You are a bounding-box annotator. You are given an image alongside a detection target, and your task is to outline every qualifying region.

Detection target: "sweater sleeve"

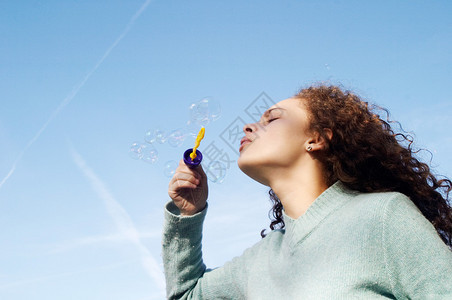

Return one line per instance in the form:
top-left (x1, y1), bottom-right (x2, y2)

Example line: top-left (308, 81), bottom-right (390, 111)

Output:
top-left (162, 201), bottom-right (253, 299)
top-left (382, 193), bottom-right (452, 300)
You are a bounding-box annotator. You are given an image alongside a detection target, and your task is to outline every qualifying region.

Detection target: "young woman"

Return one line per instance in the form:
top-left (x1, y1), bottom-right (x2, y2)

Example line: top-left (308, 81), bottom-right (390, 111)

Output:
top-left (164, 85), bottom-right (452, 299)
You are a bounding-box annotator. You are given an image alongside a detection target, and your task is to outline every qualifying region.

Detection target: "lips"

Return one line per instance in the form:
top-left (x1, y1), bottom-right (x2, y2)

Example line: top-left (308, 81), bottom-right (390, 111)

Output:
top-left (239, 137), bottom-right (252, 152)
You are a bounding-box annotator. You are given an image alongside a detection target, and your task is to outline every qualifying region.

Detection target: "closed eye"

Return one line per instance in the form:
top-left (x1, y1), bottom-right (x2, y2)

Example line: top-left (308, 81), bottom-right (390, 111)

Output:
top-left (267, 118), bottom-right (278, 124)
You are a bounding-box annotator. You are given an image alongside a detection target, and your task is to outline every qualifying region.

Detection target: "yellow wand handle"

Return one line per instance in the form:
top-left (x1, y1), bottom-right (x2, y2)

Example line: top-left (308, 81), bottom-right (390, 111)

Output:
top-left (190, 127), bottom-right (205, 161)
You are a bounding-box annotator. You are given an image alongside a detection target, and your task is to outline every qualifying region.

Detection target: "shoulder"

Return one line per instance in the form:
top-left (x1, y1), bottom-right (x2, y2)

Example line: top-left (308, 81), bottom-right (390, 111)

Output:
top-left (344, 188), bottom-right (421, 220)
top-left (356, 190), bottom-right (430, 230)
top-left (366, 192), bottom-right (452, 297)
top-left (332, 181), bottom-right (417, 215)
top-left (351, 188), bottom-right (412, 206)
top-left (336, 188), bottom-right (436, 240)
top-left (347, 189), bottom-right (446, 251)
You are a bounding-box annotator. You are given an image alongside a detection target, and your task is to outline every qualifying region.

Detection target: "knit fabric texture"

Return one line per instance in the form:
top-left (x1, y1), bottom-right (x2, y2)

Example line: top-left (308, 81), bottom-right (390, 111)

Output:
top-left (162, 181), bottom-right (452, 299)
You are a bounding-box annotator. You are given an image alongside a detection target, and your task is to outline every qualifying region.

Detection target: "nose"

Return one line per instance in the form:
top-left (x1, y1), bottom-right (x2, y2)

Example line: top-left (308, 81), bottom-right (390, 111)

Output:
top-left (243, 123), bottom-right (257, 133)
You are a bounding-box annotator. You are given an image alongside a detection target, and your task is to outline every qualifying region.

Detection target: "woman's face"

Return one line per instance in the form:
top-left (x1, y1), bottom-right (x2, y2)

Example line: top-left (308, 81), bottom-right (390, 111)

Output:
top-left (237, 97), bottom-right (313, 186)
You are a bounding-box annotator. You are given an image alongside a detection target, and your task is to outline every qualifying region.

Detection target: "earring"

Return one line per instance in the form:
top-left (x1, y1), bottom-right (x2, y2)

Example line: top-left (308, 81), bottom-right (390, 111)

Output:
top-left (307, 146), bottom-right (312, 152)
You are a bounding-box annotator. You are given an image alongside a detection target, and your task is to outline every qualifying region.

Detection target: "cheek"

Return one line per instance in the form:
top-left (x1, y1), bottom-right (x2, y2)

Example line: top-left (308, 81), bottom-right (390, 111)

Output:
top-left (238, 130), bottom-right (299, 165)
top-left (262, 127), bottom-right (308, 163)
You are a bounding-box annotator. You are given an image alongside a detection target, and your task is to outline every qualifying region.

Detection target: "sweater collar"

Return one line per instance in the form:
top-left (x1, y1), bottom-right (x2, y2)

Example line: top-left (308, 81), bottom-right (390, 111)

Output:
top-left (282, 181), bottom-right (356, 248)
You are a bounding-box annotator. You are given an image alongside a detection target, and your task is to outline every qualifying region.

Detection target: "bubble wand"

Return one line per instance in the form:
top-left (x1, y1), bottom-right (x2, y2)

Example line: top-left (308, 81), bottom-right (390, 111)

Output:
top-left (183, 127), bottom-right (205, 168)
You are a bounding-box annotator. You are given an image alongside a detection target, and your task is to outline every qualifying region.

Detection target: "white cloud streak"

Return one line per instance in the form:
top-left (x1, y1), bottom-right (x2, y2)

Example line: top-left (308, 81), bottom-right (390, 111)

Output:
top-left (70, 146), bottom-right (165, 293)
top-left (0, 0), bottom-right (154, 191)
top-left (48, 231), bottom-right (160, 254)
top-left (0, 259), bottom-right (133, 290)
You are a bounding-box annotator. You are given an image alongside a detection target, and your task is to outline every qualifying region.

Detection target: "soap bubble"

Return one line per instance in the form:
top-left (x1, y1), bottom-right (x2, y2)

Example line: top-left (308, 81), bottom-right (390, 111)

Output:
top-left (131, 97), bottom-right (223, 170)
top-left (144, 130), bottom-right (156, 144)
top-left (164, 160), bottom-right (178, 177)
top-left (184, 120), bottom-right (204, 138)
top-left (155, 130), bottom-right (167, 144)
top-left (205, 160), bottom-right (226, 183)
top-left (145, 129), bottom-right (167, 144)
top-left (140, 143), bottom-right (158, 164)
top-left (189, 97), bottom-right (221, 126)
top-left (129, 142), bottom-right (158, 163)
top-left (129, 142), bottom-right (144, 160)
top-left (205, 97), bottom-right (221, 121)
top-left (189, 99), bottom-right (209, 125)
top-left (167, 128), bottom-right (186, 148)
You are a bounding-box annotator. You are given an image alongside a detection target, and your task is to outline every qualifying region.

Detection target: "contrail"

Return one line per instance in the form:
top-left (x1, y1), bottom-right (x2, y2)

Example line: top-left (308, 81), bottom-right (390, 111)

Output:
top-left (0, 0), bottom-right (153, 191)
top-left (0, 259), bottom-right (133, 290)
top-left (48, 230), bottom-right (160, 254)
top-left (70, 145), bottom-right (166, 293)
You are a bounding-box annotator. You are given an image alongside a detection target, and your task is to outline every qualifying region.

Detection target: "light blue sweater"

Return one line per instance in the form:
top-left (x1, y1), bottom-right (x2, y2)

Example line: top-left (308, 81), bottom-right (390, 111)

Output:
top-left (162, 181), bottom-right (452, 299)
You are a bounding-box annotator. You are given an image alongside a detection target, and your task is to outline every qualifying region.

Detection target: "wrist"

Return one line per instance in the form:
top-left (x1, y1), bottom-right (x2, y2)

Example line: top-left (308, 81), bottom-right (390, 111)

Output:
top-left (180, 204), bottom-right (207, 216)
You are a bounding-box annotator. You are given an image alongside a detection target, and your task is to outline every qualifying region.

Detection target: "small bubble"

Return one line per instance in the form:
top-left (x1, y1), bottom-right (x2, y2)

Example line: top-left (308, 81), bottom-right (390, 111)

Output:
top-left (155, 130), bottom-right (167, 144)
top-left (144, 130), bottom-right (156, 144)
top-left (168, 128), bottom-right (186, 148)
top-left (188, 97), bottom-right (221, 126)
top-left (203, 97), bottom-right (221, 121)
top-left (145, 129), bottom-right (167, 144)
top-left (164, 160), bottom-right (178, 177)
top-left (184, 120), bottom-right (203, 138)
top-left (325, 63), bottom-right (330, 70)
top-left (189, 102), bottom-right (209, 126)
top-left (129, 142), bottom-right (143, 160)
top-left (206, 160), bottom-right (226, 183)
top-left (140, 144), bottom-right (158, 164)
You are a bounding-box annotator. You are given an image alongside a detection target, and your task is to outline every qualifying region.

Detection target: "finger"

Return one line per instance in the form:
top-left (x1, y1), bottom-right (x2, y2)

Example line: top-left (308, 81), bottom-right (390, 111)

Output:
top-left (170, 179), bottom-right (198, 190)
top-left (177, 159), bottom-right (193, 171)
top-left (173, 172), bottom-right (200, 185)
top-left (173, 176), bottom-right (200, 187)
top-left (169, 179), bottom-right (199, 192)
top-left (172, 172), bottom-right (200, 185)
top-left (173, 168), bottom-right (201, 182)
top-left (176, 169), bottom-right (201, 179)
top-left (169, 167), bottom-right (200, 182)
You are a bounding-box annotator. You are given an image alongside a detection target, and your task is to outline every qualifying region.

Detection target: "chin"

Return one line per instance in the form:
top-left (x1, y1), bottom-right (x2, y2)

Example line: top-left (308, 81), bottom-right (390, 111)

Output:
top-left (237, 157), bottom-right (270, 186)
top-left (237, 152), bottom-right (254, 173)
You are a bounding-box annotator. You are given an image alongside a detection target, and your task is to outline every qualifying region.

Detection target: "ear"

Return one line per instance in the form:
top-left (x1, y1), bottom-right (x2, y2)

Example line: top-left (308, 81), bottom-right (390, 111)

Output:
top-left (306, 128), bottom-right (332, 152)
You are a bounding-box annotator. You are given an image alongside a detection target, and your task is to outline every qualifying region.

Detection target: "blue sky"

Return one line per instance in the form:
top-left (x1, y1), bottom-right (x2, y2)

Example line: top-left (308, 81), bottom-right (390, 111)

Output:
top-left (1, 1), bottom-right (451, 299)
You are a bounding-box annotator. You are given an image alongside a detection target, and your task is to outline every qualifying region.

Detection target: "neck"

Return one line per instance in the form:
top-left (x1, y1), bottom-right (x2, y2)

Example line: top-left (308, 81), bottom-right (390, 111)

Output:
top-left (269, 161), bottom-right (328, 219)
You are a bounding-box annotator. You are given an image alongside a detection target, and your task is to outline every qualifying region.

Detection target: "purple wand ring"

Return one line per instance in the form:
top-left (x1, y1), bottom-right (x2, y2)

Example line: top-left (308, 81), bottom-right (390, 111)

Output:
top-left (183, 148), bottom-right (203, 169)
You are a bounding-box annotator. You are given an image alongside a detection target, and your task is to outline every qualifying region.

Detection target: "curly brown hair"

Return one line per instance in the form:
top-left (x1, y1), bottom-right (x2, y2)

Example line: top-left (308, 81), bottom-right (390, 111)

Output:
top-left (261, 84), bottom-right (452, 250)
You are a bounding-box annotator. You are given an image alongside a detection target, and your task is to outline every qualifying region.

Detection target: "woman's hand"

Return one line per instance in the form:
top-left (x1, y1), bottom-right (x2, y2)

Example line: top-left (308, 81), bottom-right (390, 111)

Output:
top-left (168, 159), bottom-right (208, 216)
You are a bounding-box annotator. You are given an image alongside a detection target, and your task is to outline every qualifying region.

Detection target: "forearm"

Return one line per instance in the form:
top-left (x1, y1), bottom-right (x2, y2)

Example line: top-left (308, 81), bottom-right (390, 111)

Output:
top-left (162, 201), bottom-right (208, 299)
